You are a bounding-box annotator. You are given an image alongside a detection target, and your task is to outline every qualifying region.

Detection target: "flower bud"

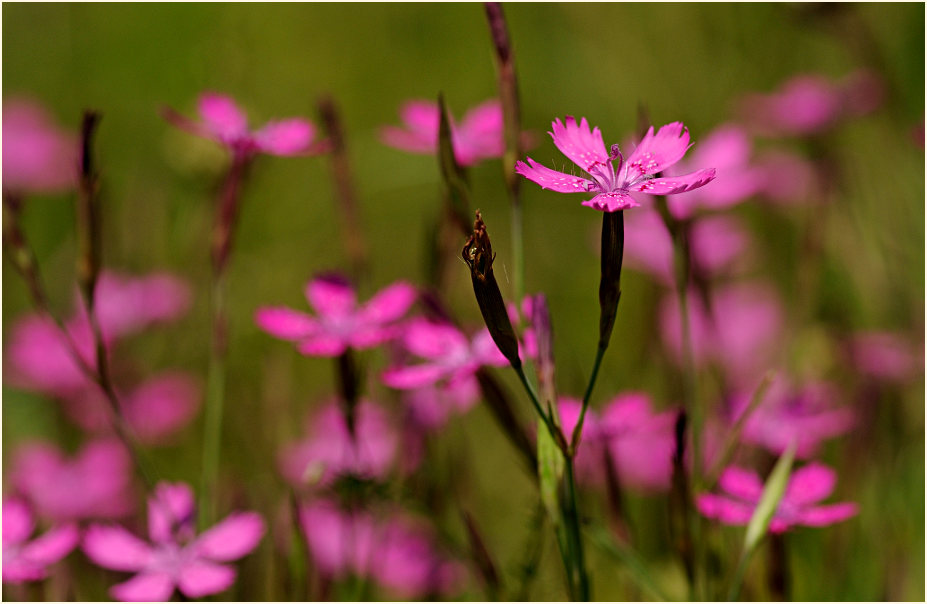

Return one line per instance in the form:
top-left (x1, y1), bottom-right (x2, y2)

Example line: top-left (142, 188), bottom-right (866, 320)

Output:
top-left (598, 210), bottom-right (624, 350)
top-left (462, 210), bottom-right (521, 368)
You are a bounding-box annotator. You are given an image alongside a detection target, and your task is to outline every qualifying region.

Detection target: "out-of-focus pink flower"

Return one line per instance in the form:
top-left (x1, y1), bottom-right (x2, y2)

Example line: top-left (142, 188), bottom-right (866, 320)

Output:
top-left (738, 70), bottom-right (884, 137)
top-left (624, 208), bottom-right (750, 285)
top-left (848, 331), bottom-right (924, 383)
top-left (516, 117), bottom-right (716, 212)
top-left (731, 380), bottom-right (854, 458)
top-left (381, 318), bottom-right (508, 392)
top-left (61, 372), bottom-right (202, 445)
top-left (599, 393), bottom-right (677, 493)
top-left (557, 398), bottom-right (606, 484)
top-left (403, 379), bottom-right (481, 432)
top-left (754, 149), bottom-right (818, 204)
top-left (299, 499), bottom-right (461, 599)
top-left (5, 271), bottom-right (192, 398)
top-left (82, 482), bottom-right (264, 602)
top-left (10, 439), bottom-right (134, 523)
top-left (168, 92), bottom-right (319, 157)
top-left (279, 400), bottom-right (400, 488)
top-left (697, 463), bottom-right (858, 532)
top-left (256, 276), bottom-right (416, 357)
top-left (662, 124), bottom-right (766, 219)
top-left (380, 99), bottom-right (504, 166)
top-left (659, 282), bottom-right (785, 383)
top-left (2, 98), bottom-right (77, 194)
top-left (2, 499), bottom-right (78, 584)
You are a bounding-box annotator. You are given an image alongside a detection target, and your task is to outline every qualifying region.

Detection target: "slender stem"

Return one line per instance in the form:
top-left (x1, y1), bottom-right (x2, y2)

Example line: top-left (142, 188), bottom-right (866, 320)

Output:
top-left (726, 551), bottom-right (750, 602)
top-left (564, 458), bottom-right (591, 601)
top-left (570, 345), bottom-right (606, 452)
top-left (200, 150), bottom-right (249, 527)
top-left (513, 364), bottom-right (566, 455)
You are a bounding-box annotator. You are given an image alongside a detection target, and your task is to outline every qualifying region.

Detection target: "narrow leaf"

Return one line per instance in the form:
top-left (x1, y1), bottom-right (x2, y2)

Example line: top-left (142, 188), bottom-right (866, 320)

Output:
top-left (744, 441), bottom-right (797, 553)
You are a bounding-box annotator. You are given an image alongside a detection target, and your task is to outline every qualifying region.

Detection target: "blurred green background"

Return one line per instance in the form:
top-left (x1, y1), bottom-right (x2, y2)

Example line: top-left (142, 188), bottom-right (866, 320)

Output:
top-left (3, 3), bottom-right (924, 601)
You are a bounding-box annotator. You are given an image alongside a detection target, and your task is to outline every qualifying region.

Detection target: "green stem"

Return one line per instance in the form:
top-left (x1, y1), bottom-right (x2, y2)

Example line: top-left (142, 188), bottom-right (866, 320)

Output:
top-left (200, 272), bottom-right (228, 527)
top-left (570, 345), bottom-right (606, 451)
top-left (564, 458), bottom-right (591, 601)
top-left (513, 365), bottom-right (565, 454)
top-left (726, 552), bottom-right (750, 602)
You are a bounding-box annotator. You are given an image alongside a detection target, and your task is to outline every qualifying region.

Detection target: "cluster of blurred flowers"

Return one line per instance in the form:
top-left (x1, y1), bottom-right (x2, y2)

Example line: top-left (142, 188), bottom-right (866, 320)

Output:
top-left (2, 64), bottom-right (922, 600)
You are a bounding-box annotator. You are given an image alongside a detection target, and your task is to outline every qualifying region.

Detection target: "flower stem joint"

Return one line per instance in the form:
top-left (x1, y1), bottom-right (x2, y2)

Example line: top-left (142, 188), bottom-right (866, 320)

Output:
top-left (463, 211), bottom-right (521, 369)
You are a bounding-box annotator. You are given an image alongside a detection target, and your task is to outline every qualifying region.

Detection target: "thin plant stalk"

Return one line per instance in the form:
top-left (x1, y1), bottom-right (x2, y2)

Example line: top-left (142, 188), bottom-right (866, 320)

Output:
top-left (200, 148), bottom-right (251, 526)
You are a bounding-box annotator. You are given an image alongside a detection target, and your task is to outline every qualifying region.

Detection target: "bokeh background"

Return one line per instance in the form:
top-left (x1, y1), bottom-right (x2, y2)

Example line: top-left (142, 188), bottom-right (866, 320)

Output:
top-left (3, 3), bottom-right (924, 601)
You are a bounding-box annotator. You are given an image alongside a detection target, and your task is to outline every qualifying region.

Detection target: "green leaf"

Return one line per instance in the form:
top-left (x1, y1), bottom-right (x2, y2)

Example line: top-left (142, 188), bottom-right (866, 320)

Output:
top-left (537, 416), bottom-right (565, 524)
top-left (744, 441), bottom-right (796, 554)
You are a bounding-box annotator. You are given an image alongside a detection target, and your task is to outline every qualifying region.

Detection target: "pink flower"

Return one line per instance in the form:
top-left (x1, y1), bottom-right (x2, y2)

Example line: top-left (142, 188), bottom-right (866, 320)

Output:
top-left (403, 379), bottom-right (481, 432)
top-left (515, 117), bottom-right (716, 212)
top-left (659, 282), bottom-right (785, 383)
top-left (754, 149), bottom-right (818, 205)
top-left (380, 99), bottom-right (504, 166)
top-left (556, 398), bottom-right (606, 484)
top-left (61, 372), bottom-right (202, 445)
top-left (697, 463), bottom-right (858, 532)
top-left (299, 499), bottom-right (461, 599)
top-left (381, 317), bottom-right (508, 392)
top-left (168, 92), bottom-right (319, 157)
top-left (732, 380), bottom-right (854, 458)
top-left (2, 97), bottom-right (77, 194)
top-left (662, 124), bottom-right (766, 219)
top-left (5, 271), bottom-right (192, 398)
top-left (738, 70), bottom-right (884, 137)
top-left (256, 276), bottom-right (417, 357)
top-left (83, 482), bottom-right (264, 602)
top-left (2, 499), bottom-right (78, 584)
top-left (624, 208), bottom-right (750, 285)
top-left (278, 400), bottom-right (400, 488)
top-left (599, 393), bottom-right (678, 493)
top-left (847, 331), bottom-right (924, 383)
top-left (10, 439), bottom-right (134, 523)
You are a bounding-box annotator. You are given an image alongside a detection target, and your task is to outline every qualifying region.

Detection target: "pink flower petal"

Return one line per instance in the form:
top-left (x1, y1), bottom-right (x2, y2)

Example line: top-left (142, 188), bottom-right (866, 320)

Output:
top-left (20, 524), bottom-right (78, 565)
top-left (795, 502), bottom-right (859, 527)
top-left (90, 272), bottom-right (192, 338)
top-left (401, 319), bottom-right (470, 361)
top-left (623, 209), bottom-right (674, 283)
top-left (784, 463), bottom-right (837, 506)
top-left (124, 373), bottom-right (201, 443)
top-left (297, 334), bottom-right (349, 357)
top-left (629, 168), bottom-right (716, 196)
top-left (719, 467), bottom-right (764, 502)
top-left (304, 276), bottom-right (356, 318)
top-left (3, 499), bottom-right (34, 546)
top-left (2, 98), bottom-right (78, 194)
top-left (2, 558), bottom-right (47, 583)
top-left (357, 282), bottom-right (416, 326)
top-left (111, 571), bottom-right (175, 603)
top-left (695, 493), bottom-right (754, 525)
top-left (177, 560), bottom-right (236, 598)
top-left (198, 93), bottom-right (248, 142)
top-left (382, 364), bottom-right (449, 390)
top-left (82, 525), bottom-right (154, 571)
top-left (622, 122), bottom-right (692, 180)
top-left (254, 307), bottom-right (318, 340)
top-left (148, 482), bottom-right (196, 544)
top-left (456, 99), bottom-right (504, 163)
top-left (194, 512), bottom-right (264, 562)
top-left (581, 191), bottom-right (640, 212)
top-left (515, 158), bottom-right (592, 193)
top-left (253, 119), bottom-right (315, 156)
top-left (550, 116), bottom-right (610, 171)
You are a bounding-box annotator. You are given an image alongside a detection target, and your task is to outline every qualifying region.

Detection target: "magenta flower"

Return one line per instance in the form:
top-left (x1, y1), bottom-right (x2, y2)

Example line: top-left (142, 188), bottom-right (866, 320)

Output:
top-left (738, 70), bottom-right (884, 137)
top-left (278, 400), bottom-right (400, 488)
top-left (848, 331), bottom-right (923, 383)
top-left (599, 392), bottom-right (678, 493)
top-left (624, 208), bottom-right (749, 285)
top-left (659, 282), bottom-right (784, 384)
top-left (380, 98), bottom-right (504, 166)
top-left (5, 270), bottom-right (191, 398)
top-left (299, 499), bottom-right (461, 599)
top-left (256, 276), bottom-right (417, 357)
top-left (731, 380), bottom-right (854, 459)
top-left (381, 317), bottom-right (508, 392)
top-left (10, 439), bottom-right (134, 523)
top-left (557, 398), bottom-right (606, 484)
top-left (2, 97), bottom-right (77, 195)
top-left (61, 372), bottom-right (202, 445)
top-left (754, 149), bottom-right (818, 205)
top-left (167, 92), bottom-right (320, 157)
top-left (403, 379), bottom-right (481, 432)
top-left (515, 117), bottom-right (716, 212)
top-left (661, 124), bottom-right (767, 219)
top-left (83, 482), bottom-right (264, 602)
top-left (697, 463), bottom-right (858, 533)
top-left (2, 499), bottom-right (78, 584)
